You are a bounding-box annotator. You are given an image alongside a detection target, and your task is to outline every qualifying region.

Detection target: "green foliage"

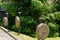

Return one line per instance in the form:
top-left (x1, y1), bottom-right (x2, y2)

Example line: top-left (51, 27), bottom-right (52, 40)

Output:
top-left (1, 0), bottom-right (36, 37)
top-left (40, 12), bottom-right (60, 37)
top-left (20, 16), bottom-right (38, 37)
top-left (49, 22), bottom-right (58, 32)
top-left (54, 32), bottom-right (59, 37)
top-left (12, 25), bottom-right (18, 32)
top-left (0, 0), bottom-right (60, 37)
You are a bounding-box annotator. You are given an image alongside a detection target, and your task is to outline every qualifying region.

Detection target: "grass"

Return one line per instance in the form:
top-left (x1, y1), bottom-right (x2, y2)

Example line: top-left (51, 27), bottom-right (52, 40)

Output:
top-left (10, 31), bottom-right (60, 40)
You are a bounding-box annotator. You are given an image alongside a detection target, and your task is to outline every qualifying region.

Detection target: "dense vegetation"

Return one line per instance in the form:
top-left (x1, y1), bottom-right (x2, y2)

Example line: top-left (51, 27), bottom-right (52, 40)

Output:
top-left (0, 0), bottom-right (60, 37)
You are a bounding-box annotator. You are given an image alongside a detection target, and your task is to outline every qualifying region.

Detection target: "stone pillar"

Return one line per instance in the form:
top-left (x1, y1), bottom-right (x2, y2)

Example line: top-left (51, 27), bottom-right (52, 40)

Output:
top-left (3, 17), bottom-right (8, 28)
top-left (15, 12), bottom-right (21, 35)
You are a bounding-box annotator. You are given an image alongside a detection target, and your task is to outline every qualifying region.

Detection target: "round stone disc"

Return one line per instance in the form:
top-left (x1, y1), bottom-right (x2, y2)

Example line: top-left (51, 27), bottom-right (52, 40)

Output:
top-left (36, 23), bottom-right (49, 39)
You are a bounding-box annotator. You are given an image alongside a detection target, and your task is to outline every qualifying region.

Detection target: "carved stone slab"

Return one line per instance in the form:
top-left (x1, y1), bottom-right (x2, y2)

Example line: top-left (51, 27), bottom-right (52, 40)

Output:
top-left (3, 17), bottom-right (8, 26)
top-left (36, 23), bottom-right (49, 40)
top-left (15, 16), bottom-right (20, 28)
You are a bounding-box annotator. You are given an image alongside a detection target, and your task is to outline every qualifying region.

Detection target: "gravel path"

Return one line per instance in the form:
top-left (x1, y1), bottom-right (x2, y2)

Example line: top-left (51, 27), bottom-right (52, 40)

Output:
top-left (0, 29), bottom-right (15, 40)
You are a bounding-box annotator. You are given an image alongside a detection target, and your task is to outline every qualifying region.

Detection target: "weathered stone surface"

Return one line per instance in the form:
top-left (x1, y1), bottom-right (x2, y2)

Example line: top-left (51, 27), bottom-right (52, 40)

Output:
top-left (36, 23), bottom-right (49, 40)
top-left (15, 16), bottom-right (20, 28)
top-left (3, 17), bottom-right (8, 26)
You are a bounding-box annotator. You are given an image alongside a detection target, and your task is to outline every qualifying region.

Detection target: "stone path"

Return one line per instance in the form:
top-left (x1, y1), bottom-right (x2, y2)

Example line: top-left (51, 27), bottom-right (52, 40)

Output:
top-left (0, 28), bottom-right (15, 40)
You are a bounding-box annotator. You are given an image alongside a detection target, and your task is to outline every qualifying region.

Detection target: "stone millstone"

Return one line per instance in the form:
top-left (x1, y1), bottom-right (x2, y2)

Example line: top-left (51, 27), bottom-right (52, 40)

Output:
top-left (36, 23), bottom-right (49, 40)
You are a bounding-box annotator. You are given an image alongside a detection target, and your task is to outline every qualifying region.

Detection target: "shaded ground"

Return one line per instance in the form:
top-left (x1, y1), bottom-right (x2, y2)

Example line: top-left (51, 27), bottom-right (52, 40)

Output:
top-left (0, 27), bottom-right (60, 40)
top-left (0, 29), bottom-right (15, 40)
top-left (11, 31), bottom-right (60, 40)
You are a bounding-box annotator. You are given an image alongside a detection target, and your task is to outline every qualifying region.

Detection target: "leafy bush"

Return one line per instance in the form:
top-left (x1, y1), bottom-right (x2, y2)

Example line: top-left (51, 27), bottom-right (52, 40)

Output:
top-left (0, 0), bottom-right (60, 37)
top-left (40, 12), bottom-right (60, 37)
